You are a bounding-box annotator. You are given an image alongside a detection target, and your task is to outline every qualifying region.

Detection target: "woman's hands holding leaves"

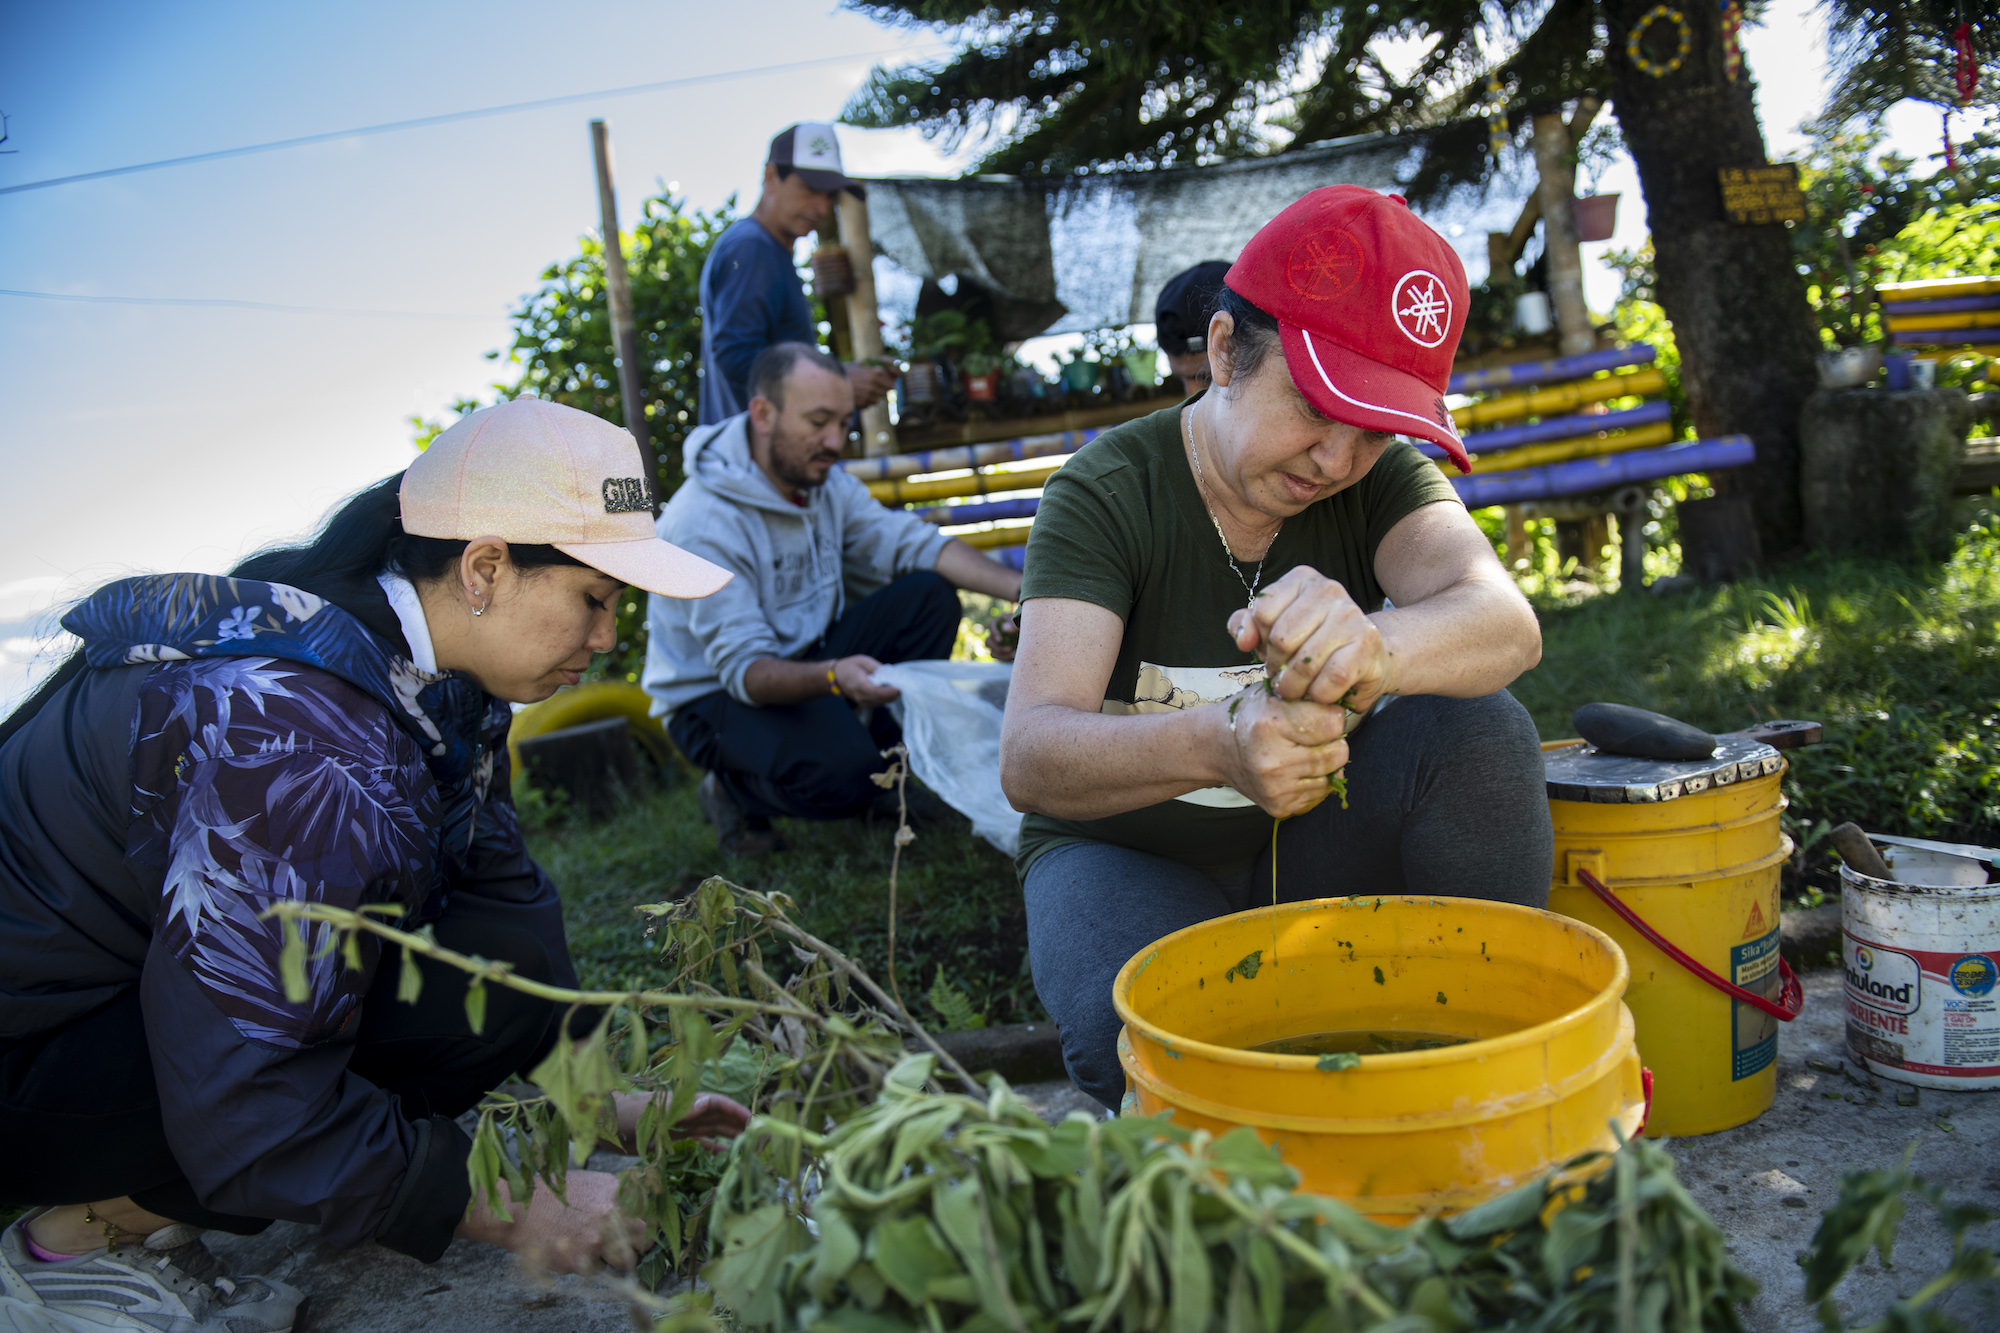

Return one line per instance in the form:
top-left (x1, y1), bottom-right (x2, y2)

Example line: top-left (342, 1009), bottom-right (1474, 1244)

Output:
top-left (1217, 684), bottom-right (1350, 818)
top-left (1229, 566), bottom-right (1395, 713)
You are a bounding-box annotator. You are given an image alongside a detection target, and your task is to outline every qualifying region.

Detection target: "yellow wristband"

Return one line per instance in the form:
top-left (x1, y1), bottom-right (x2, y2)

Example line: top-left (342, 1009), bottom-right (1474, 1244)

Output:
top-left (827, 666), bottom-right (842, 697)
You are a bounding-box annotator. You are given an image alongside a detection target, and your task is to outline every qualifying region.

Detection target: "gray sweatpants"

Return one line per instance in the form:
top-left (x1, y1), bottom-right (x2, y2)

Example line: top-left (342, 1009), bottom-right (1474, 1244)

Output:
top-left (1022, 689), bottom-right (1553, 1111)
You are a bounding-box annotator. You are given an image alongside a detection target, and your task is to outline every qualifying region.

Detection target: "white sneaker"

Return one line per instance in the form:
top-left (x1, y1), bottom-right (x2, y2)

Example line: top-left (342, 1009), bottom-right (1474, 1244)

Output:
top-left (0, 1210), bottom-right (301, 1333)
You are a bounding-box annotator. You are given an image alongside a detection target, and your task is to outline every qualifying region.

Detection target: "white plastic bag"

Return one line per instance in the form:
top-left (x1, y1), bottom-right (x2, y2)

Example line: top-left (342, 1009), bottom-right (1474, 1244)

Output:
top-left (870, 660), bottom-right (1021, 856)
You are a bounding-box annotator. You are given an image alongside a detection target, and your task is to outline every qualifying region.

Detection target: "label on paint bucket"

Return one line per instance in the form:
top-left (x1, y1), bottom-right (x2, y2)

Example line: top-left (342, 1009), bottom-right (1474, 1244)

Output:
top-left (1845, 933), bottom-right (2000, 1077)
top-left (1731, 929), bottom-right (1781, 1080)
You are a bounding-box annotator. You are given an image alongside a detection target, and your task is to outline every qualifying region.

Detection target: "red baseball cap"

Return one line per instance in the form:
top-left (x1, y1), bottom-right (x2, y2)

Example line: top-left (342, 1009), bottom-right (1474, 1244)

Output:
top-left (1223, 186), bottom-right (1471, 472)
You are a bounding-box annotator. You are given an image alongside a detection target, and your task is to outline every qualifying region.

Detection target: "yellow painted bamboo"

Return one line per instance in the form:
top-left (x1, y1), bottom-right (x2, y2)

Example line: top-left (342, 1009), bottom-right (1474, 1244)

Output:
top-left (1446, 421), bottom-right (1677, 476)
top-left (938, 523), bottom-right (1034, 549)
top-left (1877, 275), bottom-right (2000, 302)
top-left (1452, 366), bottom-right (1668, 429)
top-left (867, 458), bottom-right (1068, 505)
top-left (1886, 310), bottom-right (2000, 331)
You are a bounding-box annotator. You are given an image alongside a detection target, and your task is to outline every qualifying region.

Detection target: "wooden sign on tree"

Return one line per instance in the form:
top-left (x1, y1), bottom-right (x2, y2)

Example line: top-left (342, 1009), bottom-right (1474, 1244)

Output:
top-left (1719, 164), bottom-right (1807, 225)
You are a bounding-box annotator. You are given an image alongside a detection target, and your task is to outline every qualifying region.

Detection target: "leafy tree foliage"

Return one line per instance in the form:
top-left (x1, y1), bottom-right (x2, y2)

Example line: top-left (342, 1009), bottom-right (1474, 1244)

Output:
top-left (1819, 0), bottom-right (2000, 124)
top-left (1793, 121), bottom-right (2000, 346)
top-left (489, 191), bottom-right (737, 498)
top-left (840, 0), bottom-right (1598, 193)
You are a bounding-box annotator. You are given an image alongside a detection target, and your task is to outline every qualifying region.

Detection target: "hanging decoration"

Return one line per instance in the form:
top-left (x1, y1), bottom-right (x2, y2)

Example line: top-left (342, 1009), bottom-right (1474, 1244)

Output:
top-left (1945, 23), bottom-right (1977, 174)
top-left (1719, 0), bottom-right (1744, 82)
top-left (1954, 21), bottom-right (1980, 105)
top-left (1627, 5), bottom-right (1693, 79)
top-left (1486, 72), bottom-right (1510, 160)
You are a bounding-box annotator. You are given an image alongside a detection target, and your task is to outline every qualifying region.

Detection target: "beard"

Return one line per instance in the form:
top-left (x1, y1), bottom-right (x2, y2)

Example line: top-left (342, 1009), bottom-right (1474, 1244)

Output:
top-left (767, 418), bottom-right (841, 493)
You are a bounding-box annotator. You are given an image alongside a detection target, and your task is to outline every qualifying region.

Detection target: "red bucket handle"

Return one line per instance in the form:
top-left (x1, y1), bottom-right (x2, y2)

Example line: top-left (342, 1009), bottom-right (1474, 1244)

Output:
top-left (1577, 867), bottom-right (1804, 1022)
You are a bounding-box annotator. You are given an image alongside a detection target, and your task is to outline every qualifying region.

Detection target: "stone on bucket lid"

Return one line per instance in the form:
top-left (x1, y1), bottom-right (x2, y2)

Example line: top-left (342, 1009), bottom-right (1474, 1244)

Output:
top-left (1573, 703), bottom-right (1717, 762)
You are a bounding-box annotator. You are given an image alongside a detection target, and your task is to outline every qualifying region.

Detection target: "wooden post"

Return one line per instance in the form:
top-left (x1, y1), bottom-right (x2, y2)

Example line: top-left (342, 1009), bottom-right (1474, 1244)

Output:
top-left (1531, 110), bottom-right (1594, 358)
top-left (590, 120), bottom-right (653, 473)
top-left (835, 189), bottom-right (895, 456)
top-left (1503, 505), bottom-right (1529, 568)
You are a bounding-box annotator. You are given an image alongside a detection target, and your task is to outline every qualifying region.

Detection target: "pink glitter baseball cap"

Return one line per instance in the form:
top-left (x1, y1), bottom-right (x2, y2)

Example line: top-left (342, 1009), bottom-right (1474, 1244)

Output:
top-left (401, 399), bottom-right (731, 599)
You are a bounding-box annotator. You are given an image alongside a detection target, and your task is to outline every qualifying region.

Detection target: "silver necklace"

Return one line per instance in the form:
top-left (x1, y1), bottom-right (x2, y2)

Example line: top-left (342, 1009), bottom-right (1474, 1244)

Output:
top-left (1184, 406), bottom-right (1279, 606)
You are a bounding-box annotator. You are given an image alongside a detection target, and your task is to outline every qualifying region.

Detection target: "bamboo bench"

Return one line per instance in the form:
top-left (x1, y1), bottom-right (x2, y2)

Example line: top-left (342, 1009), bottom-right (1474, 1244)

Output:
top-left (837, 342), bottom-right (1752, 574)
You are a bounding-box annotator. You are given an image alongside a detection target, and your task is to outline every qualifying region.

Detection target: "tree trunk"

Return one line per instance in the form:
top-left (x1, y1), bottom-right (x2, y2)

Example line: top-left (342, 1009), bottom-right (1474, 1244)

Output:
top-left (1531, 111), bottom-right (1595, 357)
top-left (1601, 0), bottom-right (1823, 557)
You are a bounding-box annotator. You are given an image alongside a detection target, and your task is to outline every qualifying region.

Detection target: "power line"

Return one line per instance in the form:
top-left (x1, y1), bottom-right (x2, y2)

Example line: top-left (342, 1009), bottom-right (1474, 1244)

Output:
top-left (0, 47), bottom-right (926, 198)
top-left (0, 288), bottom-right (494, 320)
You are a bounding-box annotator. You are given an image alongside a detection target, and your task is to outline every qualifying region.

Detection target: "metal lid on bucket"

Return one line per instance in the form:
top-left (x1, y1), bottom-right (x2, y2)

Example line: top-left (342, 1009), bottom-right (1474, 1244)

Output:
top-left (1544, 734), bottom-right (1783, 804)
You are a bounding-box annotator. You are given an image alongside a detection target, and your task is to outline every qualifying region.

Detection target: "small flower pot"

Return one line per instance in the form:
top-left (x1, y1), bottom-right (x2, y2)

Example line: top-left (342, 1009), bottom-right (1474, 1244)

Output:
top-left (1573, 194), bottom-right (1620, 243)
top-left (901, 360), bottom-right (941, 404)
top-left (1121, 350), bottom-right (1159, 389)
top-left (1060, 360), bottom-right (1099, 393)
top-left (965, 372), bottom-right (998, 402)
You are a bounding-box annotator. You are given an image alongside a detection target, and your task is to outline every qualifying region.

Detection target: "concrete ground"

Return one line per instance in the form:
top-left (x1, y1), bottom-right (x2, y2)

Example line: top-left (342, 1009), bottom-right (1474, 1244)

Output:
top-left (1665, 969), bottom-right (2000, 1332)
top-left (209, 973), bottom-right (1999, 1332)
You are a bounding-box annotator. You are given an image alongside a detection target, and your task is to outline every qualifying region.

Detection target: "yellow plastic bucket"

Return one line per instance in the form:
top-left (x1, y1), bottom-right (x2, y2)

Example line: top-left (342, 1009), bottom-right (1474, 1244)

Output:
top-left (1113, 896), bottom-right (1646, 1222)
top-left (506, 680), bottom-right (689, 780)
top-left (1544, 740), bottom-right (1791, 1137)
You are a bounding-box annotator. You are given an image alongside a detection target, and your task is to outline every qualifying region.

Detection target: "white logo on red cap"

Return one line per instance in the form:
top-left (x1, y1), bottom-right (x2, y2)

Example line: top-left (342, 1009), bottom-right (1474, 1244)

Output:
top-left (1391, 271), bottom-right (1452, 348)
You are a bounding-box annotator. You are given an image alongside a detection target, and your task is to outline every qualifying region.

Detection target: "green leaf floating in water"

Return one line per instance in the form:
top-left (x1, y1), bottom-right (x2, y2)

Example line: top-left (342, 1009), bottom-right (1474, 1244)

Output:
top-left (1225, 950), bottom-right (1264, 982)
top-left (1316, 1052), bottom-right (1362, 1072)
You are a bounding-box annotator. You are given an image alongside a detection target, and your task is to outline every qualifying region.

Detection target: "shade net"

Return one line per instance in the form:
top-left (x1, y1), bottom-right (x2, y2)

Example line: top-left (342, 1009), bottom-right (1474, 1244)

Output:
top-left (862, 133), bottom-right (1533, 341)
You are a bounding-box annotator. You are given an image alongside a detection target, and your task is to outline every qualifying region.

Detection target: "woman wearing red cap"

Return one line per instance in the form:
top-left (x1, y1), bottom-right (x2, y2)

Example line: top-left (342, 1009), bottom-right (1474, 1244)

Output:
top-left (1001, 187), bottom-right (1550, 1111)
top-left (0, 402), bottom-right (748, 1330)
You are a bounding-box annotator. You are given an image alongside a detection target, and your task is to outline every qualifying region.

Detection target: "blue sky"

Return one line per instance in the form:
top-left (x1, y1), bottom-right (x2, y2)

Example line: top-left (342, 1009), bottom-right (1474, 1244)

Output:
top-left (0, 0), bottom-right (1958, 707)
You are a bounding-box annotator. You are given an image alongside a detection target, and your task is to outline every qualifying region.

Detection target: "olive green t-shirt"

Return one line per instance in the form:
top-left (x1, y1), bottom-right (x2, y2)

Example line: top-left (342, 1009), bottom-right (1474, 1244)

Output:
top-left (1014, 401), bottom-right (1460, 879)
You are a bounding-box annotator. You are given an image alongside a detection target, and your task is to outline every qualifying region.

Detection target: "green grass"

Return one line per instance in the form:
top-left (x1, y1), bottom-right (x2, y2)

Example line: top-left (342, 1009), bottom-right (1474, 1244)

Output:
top-left (524, 779), bottom-right (1037, 1027)
top-left (530, 502), bottom-right (2000, 1020)
top-left (1512, 502), bottom-right (2000, 884)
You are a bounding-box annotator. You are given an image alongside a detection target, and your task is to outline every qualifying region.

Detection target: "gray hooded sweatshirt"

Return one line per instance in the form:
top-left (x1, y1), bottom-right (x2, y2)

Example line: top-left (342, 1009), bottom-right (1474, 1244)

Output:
top-left (643, 412), bottom-right (950, 718)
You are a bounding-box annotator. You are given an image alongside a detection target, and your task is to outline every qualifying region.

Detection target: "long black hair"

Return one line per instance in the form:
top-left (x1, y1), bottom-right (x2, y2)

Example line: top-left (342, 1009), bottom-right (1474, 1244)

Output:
top-left (0, 473), bottom-right (585, 747)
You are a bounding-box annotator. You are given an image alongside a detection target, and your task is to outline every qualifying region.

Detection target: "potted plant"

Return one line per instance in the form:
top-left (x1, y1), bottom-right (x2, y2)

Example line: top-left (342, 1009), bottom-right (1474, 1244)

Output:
top-left (899, 311), bottom-right (970, 419)
top-left (1059, 346), bottom-right (1100, 395)
top-left (959, 322), bottom-right (1002, 403)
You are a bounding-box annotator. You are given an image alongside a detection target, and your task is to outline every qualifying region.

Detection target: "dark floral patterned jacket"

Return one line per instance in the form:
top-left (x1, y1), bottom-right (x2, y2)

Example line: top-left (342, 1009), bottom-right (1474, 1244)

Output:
top-left (0, 573), bottom-right (576, 1258)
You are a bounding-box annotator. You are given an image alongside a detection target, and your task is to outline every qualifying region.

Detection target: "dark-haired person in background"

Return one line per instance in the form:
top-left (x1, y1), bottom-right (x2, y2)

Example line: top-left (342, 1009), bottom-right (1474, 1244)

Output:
top-left (698, 122), bottom-right (895, 425)
top-left (647, 342), bottom-right (1023, 855)
top-left (0, 401), bottom-right (749, 1332)
top-left (1153, 259), bottom-right (1232, 392)
top-left (1001, 188), bottom-right (1551, 1111)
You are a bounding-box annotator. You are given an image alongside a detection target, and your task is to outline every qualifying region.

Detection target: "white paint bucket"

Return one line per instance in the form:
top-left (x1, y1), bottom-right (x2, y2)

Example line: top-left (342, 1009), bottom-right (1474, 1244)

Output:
top-left (1841, 840), bottom-right (2000, 1090)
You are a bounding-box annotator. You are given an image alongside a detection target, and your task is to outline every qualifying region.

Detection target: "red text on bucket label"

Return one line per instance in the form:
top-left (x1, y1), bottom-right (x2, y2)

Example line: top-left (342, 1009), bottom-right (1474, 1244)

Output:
top-left (1731, 928), bottom-right (1780, 1081)
top-left (1843, 937), bottom-right (1922, 1015)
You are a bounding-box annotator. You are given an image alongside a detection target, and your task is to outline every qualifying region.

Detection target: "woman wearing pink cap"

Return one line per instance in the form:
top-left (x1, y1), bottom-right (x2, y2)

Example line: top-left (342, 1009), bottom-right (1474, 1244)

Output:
top-left (1001, 187), bottom-right (1550, 1112)
top-left (0, 401), bottom-right (746, 1330)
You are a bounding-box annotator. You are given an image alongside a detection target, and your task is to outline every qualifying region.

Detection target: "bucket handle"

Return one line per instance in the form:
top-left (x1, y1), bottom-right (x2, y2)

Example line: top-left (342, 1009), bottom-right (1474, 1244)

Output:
top-left (1577, 868), bottom-right (1804, 1022)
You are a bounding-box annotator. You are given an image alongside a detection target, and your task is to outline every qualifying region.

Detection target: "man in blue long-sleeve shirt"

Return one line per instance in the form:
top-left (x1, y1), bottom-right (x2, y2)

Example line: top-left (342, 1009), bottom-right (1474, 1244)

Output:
top-left (698, 122), bottom-right (895, 425)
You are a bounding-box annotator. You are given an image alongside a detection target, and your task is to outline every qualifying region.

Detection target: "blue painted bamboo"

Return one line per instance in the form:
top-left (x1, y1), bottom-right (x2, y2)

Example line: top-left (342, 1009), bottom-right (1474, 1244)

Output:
top-left (1890, 327), bottom-right (1999, 346)
top-left (1447, 344), bottom-right (1655, 395)
top-left (1451, 436), bottom-right (1754, 507)
top-left (1880, 294), bottom-right (2000, 317)
top-left (992, 545), bottom-right (1027, 571)
top-left (916, 497), bottom-right (1041, 526)
top-left (1415, 401), bottom-right (1675, 459)
top-left (834, 428), bottom-right (1097, 482)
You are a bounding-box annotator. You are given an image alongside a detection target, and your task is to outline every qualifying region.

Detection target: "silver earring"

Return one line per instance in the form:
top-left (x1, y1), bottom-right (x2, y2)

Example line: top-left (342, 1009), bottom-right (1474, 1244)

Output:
top-left (469, 588), bottom-right (484, 617)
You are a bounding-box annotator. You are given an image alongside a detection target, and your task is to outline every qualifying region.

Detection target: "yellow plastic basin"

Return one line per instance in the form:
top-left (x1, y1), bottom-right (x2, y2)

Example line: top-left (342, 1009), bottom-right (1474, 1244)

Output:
top-left (1113, 896), bottom-right (1646, 1221)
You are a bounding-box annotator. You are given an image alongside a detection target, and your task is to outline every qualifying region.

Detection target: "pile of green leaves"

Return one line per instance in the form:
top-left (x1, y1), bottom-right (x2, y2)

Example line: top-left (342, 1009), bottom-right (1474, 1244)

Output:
top-left (685, 1054), bottom-right (1753, 1332)
top-left (449, 878), bottom-right (981, 1286)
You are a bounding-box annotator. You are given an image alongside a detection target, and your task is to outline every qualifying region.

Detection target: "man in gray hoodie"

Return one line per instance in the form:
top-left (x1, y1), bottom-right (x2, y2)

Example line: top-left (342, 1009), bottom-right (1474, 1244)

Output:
top-left (645, 343), bottom-right (1024, 853)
